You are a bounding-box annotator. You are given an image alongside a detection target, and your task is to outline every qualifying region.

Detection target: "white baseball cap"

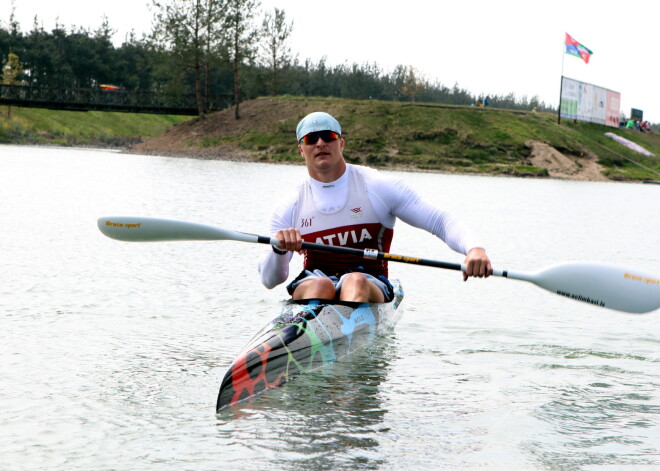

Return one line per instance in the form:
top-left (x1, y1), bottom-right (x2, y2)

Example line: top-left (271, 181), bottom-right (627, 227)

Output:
top-left (296, 112), bottom-right (342, 141)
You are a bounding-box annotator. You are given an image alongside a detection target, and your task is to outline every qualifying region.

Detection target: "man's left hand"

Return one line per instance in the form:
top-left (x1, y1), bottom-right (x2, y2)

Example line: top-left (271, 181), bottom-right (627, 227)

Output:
top-left (463, 247), bottom-right (492, 281)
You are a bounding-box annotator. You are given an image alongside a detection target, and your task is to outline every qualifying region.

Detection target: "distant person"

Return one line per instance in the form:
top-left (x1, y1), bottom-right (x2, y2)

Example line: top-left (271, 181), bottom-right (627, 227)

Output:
top-left (258, 111), bottom-right (492, 303)
top-left (483, 96), bottom-right (490, 107)
top-left (626, 119), bottom-right (635, 130)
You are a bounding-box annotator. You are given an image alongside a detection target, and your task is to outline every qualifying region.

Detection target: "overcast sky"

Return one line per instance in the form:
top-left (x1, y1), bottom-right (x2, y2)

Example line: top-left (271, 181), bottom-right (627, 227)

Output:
top-left (5, 0), bottom-right (659, 122)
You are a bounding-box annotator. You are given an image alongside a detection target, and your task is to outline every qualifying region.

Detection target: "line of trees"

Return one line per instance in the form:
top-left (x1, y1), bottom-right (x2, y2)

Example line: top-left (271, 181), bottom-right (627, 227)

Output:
top-left (1, 1), bottom-right (555, 117)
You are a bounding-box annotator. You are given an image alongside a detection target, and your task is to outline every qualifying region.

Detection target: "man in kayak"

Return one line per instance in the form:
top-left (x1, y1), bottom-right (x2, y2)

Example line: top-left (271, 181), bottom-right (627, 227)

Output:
top-left (258, 111), bottom-right (492, 303)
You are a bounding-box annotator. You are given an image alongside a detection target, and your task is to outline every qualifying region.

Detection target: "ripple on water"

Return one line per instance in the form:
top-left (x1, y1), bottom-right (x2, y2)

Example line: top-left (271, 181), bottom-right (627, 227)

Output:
top-left (1, 148), bottom-right (659, 470)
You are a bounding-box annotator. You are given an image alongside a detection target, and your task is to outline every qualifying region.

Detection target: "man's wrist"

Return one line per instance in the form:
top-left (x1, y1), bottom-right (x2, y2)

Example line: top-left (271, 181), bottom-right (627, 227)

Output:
top-left (272, 246), bottom-right (287, 255)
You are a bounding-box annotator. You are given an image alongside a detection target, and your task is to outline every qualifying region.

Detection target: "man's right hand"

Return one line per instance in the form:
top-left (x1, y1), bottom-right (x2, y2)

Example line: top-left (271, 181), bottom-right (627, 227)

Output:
top-left (274, 228), bottom-right (303, 253)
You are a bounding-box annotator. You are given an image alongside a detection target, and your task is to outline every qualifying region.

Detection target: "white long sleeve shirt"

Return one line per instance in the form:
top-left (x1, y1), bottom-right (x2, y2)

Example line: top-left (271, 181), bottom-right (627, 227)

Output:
top-left (258, 164), bottom-right (483, 289)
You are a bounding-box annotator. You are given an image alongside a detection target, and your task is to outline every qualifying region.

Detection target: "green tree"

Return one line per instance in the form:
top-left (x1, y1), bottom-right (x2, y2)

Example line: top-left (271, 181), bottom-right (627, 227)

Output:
top-left (259, 7), bottom-right (293, 96)
top-left (151, 0), bottom-right (226, 115)
top-left (224, 0), bottom-right (260, 119)
top-left (152, 0), bottom-right (204, 114)
top-left (202, 0), bottom-right (227, 111)
top-left (7, 0), bottom-right (20, 37)
top-left (0, 8), bottom-right (559, 115)
top-left (115, 33), bottom-right (158, 91)
top-left (23, 21), bottom-right (56, 87)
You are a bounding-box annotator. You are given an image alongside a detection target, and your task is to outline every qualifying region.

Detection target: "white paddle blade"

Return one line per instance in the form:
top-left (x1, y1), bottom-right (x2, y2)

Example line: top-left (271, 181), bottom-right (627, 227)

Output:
top-left (513, 262), bottom-right (660, 314)
top-left (97, 216), bottom-right (260, 243)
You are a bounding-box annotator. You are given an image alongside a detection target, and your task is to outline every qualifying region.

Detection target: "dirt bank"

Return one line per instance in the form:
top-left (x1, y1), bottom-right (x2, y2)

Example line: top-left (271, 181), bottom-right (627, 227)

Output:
top-left (525, 140), bottom-right (608, 181)
top-left (130, 98), bottom-right (306, 160)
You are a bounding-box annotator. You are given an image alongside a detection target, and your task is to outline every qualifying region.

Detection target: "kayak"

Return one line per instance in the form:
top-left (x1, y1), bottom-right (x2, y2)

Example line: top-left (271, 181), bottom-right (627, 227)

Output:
top-left (216, 279), bottom-right (404, 411)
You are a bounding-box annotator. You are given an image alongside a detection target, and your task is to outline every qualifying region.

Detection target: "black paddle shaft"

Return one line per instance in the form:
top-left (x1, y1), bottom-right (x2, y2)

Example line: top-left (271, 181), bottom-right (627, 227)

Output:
top-left (256, 236), bottom-right (463, 271)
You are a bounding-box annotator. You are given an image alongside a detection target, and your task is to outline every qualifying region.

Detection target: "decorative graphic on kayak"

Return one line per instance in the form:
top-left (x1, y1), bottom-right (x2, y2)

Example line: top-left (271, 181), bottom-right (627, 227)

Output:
top-left (216, 281), bottom-right (404, 411)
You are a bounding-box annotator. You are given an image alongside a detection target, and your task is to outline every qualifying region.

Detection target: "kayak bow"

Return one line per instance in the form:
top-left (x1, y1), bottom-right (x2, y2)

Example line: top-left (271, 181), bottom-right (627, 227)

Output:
top-left (216, 280), bottom-right (404, 411)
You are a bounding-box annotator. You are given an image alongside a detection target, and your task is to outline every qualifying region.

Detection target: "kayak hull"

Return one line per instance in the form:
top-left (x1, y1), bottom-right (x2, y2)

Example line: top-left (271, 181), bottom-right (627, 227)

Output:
top-left (216, 280), bottom-right (404, 411)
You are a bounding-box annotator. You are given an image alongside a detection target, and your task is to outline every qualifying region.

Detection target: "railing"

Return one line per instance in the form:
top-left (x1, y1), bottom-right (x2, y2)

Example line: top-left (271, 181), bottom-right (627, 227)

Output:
top-left (0, 84), bottom-right (233, 115)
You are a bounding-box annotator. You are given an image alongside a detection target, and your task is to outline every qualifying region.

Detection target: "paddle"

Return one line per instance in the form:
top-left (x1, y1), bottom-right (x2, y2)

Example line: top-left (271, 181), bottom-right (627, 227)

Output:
top-left (97, 216), bottom-right (660, 314)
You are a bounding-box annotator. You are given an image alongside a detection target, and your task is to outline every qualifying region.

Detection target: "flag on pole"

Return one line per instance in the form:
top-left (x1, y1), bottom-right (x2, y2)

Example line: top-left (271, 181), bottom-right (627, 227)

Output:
top-left (565, 33), bottom-right (593, 64)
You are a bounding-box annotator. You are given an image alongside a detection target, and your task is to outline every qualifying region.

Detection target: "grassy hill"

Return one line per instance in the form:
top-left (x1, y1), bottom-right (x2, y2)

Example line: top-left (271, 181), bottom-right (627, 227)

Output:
top-left (3, 98), bottom-right (660, 182)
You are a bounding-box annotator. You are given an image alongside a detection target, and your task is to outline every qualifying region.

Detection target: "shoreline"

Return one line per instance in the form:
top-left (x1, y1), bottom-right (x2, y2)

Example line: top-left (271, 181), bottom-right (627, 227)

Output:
top-left (3, 140), bottom-right (653, 184)
top-left (123, 143), bottom-right (618, 183)
top-left (3, 98), bottom-right (658, 183)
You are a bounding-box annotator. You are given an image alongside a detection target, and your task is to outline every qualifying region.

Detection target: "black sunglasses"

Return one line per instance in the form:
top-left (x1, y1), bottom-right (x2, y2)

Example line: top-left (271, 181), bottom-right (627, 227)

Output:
top-left (299, 130), bottom-right (340, 145)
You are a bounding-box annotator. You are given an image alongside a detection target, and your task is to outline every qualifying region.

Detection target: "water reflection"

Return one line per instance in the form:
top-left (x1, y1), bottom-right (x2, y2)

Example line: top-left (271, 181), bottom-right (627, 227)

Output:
top-left (216, 336), bottom-right (397, 470)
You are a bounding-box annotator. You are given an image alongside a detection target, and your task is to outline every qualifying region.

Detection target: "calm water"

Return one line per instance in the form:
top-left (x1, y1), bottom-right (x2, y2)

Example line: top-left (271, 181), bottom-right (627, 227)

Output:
top-left (1, 144), bottom-right (659, 471)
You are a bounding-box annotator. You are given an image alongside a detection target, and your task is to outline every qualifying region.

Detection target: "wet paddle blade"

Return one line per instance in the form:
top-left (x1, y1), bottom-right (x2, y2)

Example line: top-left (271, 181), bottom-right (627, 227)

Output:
top-left (97, 216), bottom-right (263, 243)
top-left (506, 262), bottom-right (660, 314)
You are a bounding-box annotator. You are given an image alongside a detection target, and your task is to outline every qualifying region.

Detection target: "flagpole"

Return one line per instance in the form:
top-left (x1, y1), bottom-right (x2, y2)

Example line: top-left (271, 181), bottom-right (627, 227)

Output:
top-left (558, 33), bottom-right (565, 125)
